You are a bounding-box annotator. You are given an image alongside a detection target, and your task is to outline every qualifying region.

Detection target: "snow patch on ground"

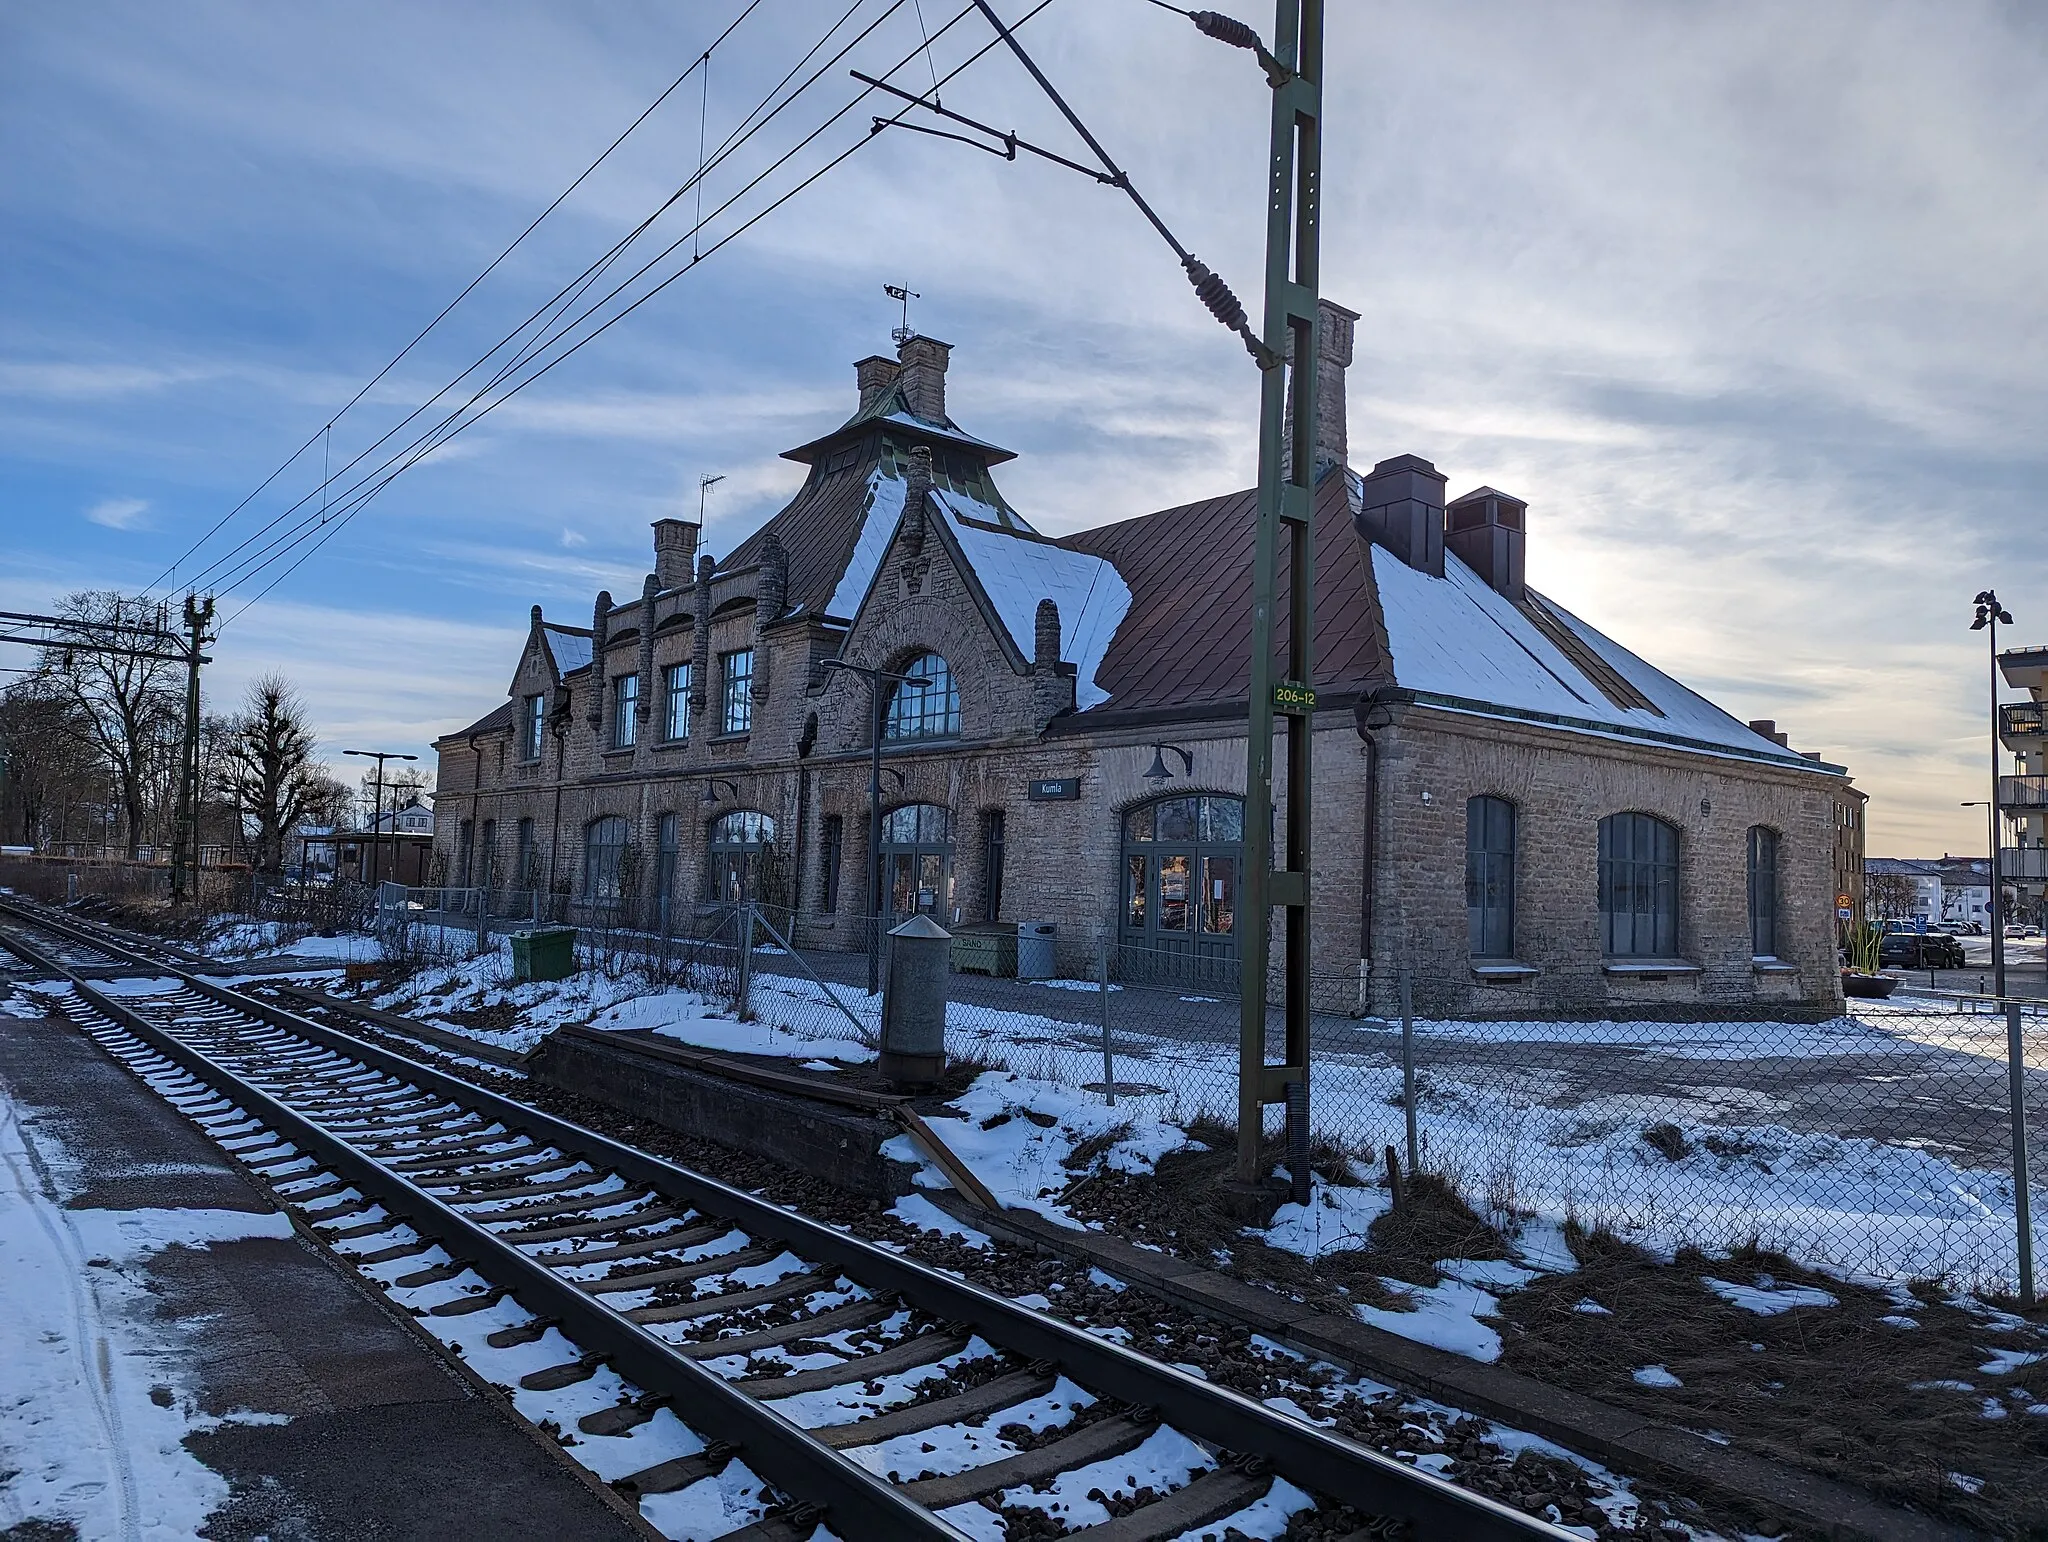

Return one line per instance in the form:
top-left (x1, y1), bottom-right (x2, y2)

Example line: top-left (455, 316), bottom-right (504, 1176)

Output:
top-left (1632, 1364), bottom-right (1684, 1388)
top-left (1702, 1276), bottom-right (1839, 1315)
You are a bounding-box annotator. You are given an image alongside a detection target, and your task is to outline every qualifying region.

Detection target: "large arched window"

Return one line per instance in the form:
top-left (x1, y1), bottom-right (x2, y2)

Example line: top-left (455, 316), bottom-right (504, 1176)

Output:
top-left (882, 803), bottom-right (954, 921)
top-left (583, 815), bottom-right (630, 907)
top-left (1747, 826), bottom-right (1780, 958)
top-left (706, 810), bottom-right (776, 902)
top-left (1598, 812), bottom-right (1679, 957)
top-left (1465, 796), bottom-right (1516, 959)
top-left (1120, 794), bottom-right (1243, 979)
top-left (884, 652), bottom-right (959, 740)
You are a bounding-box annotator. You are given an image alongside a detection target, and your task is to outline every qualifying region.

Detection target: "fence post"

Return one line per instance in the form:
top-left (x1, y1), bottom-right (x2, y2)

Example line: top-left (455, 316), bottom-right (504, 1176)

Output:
top-left (475, 883), bottom-right (489, 955)
top-left (1098, 940), bottom-right (1116, 1107)
top-left (1401, 968), bottom-right (1419, 1177)
top-left (736, 901), bottom-right (755, 1019)
top-left (2009, 1001), bottom-right (2036, 1309)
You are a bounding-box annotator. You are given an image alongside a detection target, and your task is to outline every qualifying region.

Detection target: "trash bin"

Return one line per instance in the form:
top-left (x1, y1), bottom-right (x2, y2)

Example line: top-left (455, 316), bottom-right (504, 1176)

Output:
top-left (1016, 921), bottom-right (1057, 980)
top-left (950, 922), bottom-right (1018, 978)
top-left (512, 925), bottom-right (577, 983)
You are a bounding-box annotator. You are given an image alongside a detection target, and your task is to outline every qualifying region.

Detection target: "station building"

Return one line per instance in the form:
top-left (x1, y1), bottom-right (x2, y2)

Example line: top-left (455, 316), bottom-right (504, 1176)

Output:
top-left (433, 302), bottom-right (1861, 1015)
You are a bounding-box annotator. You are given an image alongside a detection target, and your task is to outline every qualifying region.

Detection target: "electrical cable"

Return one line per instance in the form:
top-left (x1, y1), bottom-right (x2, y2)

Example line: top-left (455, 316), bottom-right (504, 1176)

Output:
top-left (150, 0), bottom-right (766, 597)
top-left (217, 2), bottom-right (1057, 625)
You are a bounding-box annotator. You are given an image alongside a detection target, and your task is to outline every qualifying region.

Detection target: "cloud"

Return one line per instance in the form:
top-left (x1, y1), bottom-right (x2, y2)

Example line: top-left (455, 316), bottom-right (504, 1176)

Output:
top-left (85, 496), bottom-right (149, 530)
top-left (558, 527), bottom-right (586, 548)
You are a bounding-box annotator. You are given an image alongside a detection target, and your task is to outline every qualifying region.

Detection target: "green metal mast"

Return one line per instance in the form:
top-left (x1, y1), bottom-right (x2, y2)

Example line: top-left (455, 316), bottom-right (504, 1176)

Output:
top-left (1238, 0), bottom-right (1323, 1185)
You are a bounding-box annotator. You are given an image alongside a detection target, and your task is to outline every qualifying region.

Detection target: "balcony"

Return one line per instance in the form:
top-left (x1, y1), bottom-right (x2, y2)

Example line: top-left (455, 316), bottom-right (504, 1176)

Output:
top-left (2001, 701), bottom-right (2046, 748)
top-left (2001, 846), bottom-right (2048, 881)
top-left (1999, 643), bottom-right (2048, 694)
top-left (2001, 775), bottom-right (2048, 809)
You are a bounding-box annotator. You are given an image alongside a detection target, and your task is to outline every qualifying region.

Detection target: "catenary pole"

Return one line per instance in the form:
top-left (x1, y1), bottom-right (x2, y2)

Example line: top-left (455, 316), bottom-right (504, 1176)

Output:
top-left (821, 659), bottom-right (929, 996)
top-left (170, 594), bottom-right (214, 903)
top-left (1237, 0), bottom-right (1324, 1185)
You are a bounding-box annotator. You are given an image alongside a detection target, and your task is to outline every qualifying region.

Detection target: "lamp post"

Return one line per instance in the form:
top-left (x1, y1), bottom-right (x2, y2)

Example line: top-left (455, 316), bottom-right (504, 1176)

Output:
top-left (1971, 591), bottom-right (2015, 998)
top-left (344, 749), bottom-right (418, 890)
top-left (821, 659), bottom-right (928, 995)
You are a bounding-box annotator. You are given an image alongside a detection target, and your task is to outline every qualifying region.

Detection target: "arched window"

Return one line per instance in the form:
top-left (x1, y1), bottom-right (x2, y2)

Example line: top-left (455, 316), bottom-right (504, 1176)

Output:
top-left (882, 804), bottom-right (954, 921)
top-left (1465, 797), bottom-right (1516, 959)
top-left (583, 815), bottom-right (630, 907)
top-left (1748, 826), bottom-right (1780, 958)
top-left (706, 810), bottom-right (776, 902)
top-left (884, 652), bottom-right (959, 740)
top-left (1598, 812), bottom-right (1679, 957)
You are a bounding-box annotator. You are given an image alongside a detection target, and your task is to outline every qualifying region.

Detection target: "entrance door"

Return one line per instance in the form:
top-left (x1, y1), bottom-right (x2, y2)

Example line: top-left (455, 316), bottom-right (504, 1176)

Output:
top-left (1120, 795), bottom-right (1242, 984)
top-left (881, 804), bottom-right (953, 923)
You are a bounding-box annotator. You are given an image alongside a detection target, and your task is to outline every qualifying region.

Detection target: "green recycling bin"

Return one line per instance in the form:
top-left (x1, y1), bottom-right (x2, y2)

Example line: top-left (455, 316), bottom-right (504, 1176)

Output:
top-left (511, 926), bottom-right (577, 983)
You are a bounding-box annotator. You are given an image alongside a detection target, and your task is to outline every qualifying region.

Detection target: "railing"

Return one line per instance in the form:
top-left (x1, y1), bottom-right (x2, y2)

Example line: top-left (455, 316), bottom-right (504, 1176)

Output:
top-left (2001, 702), bottom-right (2046, 741)
top-left (2000, 847), bottom-right (2048, 881)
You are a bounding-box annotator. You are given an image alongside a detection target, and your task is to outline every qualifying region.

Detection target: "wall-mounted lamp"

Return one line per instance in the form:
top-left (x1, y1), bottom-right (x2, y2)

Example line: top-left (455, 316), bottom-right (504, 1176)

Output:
top-left (700, 776), bottom-right (741, 807)
top-left (1141, 744), bottom-right (1194, 782)
top-left (881, 766), bottom-right (907, 791)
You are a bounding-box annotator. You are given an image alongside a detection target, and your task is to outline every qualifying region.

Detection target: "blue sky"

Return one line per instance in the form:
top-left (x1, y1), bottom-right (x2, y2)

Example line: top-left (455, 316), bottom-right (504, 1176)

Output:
top-left (2, 0), bottom-right (2042, 855)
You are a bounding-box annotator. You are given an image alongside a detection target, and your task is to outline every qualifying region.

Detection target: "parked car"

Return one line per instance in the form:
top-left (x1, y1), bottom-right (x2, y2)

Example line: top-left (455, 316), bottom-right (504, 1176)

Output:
top-left (1879, 932), bottom-right (1966, 969)
top-left (2005, 924), bottom-right (2031, 939)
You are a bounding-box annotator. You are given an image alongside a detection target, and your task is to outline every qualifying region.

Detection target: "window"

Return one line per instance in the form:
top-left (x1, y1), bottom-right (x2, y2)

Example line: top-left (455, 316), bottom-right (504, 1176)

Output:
top-left (583, 815), bottom-right (630, 907)
top-left (982, 810), bottom-right (1006, 922)
top-left (1465, 797), bottom-right (1516, 958)
top-left (663, 662), bottom-right (690, 742)
top-left (706, 809), bottom-right (775, 901)
top-left (881, 804), bottom-right (953, 921)
top-left (721, 650), bottom-right (754, 734)
top-left (479, 819), bottom-right (497, 890)
top-left (456, 819), bottom-right (473, 887)
top-left (523, 694), bottom-right (545, 761)
top-left (1748, 826), bottom-right (1780, 957)
top-left (612, 674), bottom-right (638, 749)
top-left (1599, 812), bottom-right (1680, 957)
top-left (884, 652), bottom-right (959, 740)
top-left (514, 817), bottom-right (536, 891)
top-left (656, 812), bottom-right (679, 931)
top-left (820, 815), bottom-right (845, 913)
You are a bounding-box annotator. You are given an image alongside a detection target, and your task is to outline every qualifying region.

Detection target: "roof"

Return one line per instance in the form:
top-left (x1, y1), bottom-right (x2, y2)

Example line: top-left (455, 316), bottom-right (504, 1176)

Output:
top-left (779, 374), bottom-right (1014, 467)
top-left (726, 461), bottom-right (901, 621)
top-left (541, 624), bottom-right (592, 676)
top-left (1058, 471), bottom-right (1388, 714)
top-left (448, 698), bottom-right (515, 740)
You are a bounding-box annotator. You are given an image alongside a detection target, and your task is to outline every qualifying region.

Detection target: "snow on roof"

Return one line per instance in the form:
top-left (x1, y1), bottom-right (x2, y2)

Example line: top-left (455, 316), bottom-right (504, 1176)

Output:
top-left (931, 484), bottom-right (1036, 535)
top-left (1372, 546), bottom-right (1818, 768)
top-left (541, 624), bottom-right (593, 675)
top-left (825, 469), bottom-right (908, 620)
top-left (939, 499), bottom-right (1130, 710)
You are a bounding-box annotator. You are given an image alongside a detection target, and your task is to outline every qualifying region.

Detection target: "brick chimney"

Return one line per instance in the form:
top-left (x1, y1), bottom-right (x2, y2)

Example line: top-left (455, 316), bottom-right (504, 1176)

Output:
top-left (1282, 298), bottom-right (1359, 481)
top-left (652, 519), bottom-right (698, 591)
top-left (896, 335), bottom-right (951, 422)
top-left (1747, 719), bottom-right (1792, 748)
top-left (1032, 598), bottom-right (1075, 727)
top-left (1444, 487), bottom-right (1526, 601)
top-left (855, 355), bottom-right (901, 412)
top-left (587, 590), bottom-right (611, 733)
top-left (1356, 455), bottom-right (1446, 577)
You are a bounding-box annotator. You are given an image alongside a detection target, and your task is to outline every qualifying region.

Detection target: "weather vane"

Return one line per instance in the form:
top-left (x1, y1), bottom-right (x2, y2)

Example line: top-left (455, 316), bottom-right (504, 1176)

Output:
top-left (885, 284), bottom-right (920, 346)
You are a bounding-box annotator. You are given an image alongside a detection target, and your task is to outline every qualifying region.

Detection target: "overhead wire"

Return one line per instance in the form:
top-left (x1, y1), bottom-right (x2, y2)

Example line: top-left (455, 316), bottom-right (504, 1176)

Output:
top-left (217, 1), bottom-right (1058, 627)
top-left (150, 0), bottom-right (766, 598)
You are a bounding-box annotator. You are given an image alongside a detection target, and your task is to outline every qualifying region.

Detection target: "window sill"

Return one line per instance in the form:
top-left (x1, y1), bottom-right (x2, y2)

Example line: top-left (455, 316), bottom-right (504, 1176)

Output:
top-left (1602, 959), bottom-right (1701, 978)
top-left (651, 738), bottom-right (688, 751)
top-left (602, 746), bottom-right (636, 758)
top-left (711, 731), bottom-right (751, 744)
top-left (1751, 957), bottom-right (1800, 975)
top-left (1470, 960), bottom-right (1538, 981)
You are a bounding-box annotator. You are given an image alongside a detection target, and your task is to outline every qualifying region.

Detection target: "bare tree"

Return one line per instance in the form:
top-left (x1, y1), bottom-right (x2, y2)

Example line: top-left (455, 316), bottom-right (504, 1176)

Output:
top-left (1865, 870), bottom-right (1916, 924)
top-left (223, 676), bottom-right (322, 874)
top-left (32, 592), bottom-right (183, 857)
top-left (0, 680), bottom-right (103, 846)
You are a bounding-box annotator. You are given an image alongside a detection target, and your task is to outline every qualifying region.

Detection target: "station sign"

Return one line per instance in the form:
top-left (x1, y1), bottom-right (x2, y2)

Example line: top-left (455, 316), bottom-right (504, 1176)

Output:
top-left (1028, 777), bottom-right (1080, 801)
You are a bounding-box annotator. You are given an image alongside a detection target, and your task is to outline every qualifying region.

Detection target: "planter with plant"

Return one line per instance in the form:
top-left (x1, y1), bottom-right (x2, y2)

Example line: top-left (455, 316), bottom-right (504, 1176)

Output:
top-left (1840, 919), bottom-right (1898, 998)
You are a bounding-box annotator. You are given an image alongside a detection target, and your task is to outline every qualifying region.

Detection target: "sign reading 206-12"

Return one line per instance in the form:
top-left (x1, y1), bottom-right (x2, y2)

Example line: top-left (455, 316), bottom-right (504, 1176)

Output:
top-left (1273, 681), bottom-right (1318, 715)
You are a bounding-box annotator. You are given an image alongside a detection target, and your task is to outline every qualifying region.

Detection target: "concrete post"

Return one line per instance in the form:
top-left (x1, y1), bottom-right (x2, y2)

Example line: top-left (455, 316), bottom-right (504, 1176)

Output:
top-left (881, 915), bottom-right (949, 1090)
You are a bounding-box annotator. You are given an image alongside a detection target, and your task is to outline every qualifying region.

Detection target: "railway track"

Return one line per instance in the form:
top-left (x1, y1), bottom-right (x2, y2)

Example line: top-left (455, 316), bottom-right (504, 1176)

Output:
top-left (0, 900), bottom-right (1569, 1541)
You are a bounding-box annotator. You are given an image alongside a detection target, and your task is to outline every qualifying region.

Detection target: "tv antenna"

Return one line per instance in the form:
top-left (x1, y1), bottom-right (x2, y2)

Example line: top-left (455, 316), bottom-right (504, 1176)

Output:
top-left (885, 284), bottom-right (920, 346)
top-left (698, 472), bottom-right (725, 521)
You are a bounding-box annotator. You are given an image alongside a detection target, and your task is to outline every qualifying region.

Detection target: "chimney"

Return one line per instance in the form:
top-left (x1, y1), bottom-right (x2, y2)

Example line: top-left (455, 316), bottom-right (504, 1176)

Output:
top-left (587, 590), bottom-right (611, 733)
top-left (1282, 297), bottom-right (1359, 481)
top-left (652, 519), bottom-right (699, 590)
top-left (1032, 598), bottom-right (1074, 727)
top-left (1444, 487), bottom-right (1527, 601)
top-left (688, 555), bottom-right (713, 721)
top-left (752, 536), bottom-right (786, 704)
top-left (1356, 455), bottom-right (1446, 577)
top-left (899, 445), bottom-right (934, 593)
top-left (855, 355), bottom-right (901, 412)
top-left (896, 335), bottom-right (951, 422)
top-left (637, 573), bottom-right (658, 726)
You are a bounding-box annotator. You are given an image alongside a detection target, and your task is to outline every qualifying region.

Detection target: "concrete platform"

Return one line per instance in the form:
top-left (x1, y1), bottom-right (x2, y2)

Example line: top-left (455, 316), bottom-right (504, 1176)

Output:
top-left (0, 984), bottom-right (650, 1542)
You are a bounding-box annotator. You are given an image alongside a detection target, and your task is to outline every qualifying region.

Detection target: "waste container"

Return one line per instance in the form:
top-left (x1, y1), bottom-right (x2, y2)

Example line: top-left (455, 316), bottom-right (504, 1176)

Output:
top-left (1016, 921), bottom-right (1057, 980)
top-left (511, 925), bottom-right (577, 983)
top-left (950, 922), bottom-right (1018, 978)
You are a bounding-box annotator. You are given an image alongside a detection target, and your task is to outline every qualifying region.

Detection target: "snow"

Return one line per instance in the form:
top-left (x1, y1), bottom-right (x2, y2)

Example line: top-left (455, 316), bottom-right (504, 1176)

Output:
top-left (1572, 1298), bottom-right (1614, 1315)
top-left (842, 1377), bottom-right (1093, 1483)
top-left (888, 1193), bottom-right (992, 1248)
top-left (825, 469), bottom-right (908, 620)
top-left (541, 623), bottom-right (593, 675)
top-left (991, 1424), bottom-right (1214, 1531)
top-left (1631, 1365), bottom-right (1684, 1388)
top-left (1979, 1346), bottom-right (2047, 1376)
top-left (1260, 1177), bottom-right (1393, 1258)
top-left (1355, 1275), bottom-right (1510, 1363)
top-left (1702, 1277), bottom-right (1839, 1315)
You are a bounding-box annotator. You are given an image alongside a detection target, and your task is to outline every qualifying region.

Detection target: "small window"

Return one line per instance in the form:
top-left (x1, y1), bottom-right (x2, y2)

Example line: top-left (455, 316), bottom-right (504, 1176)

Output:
top-left (721, 650), bottom-right (753, 734)
top-left (1599, 812), bottom-right (1680, 957)
top-left (821, 815), bottom-right (844, 914)
top-left (612, 674), bottom-right (638, 749)
top-left (663, 662), bottom-right (690, 742)
top-left (523, 694), bottom-right (545, 761)
top-left (884, 652), bottom-right (959, 740)
top-left (982, 810), bottom-right (1006, 922)
top-left (1465, 796), bottom-right (1515, 959)
top-left (1748, 826), bottom-right (1780, 957)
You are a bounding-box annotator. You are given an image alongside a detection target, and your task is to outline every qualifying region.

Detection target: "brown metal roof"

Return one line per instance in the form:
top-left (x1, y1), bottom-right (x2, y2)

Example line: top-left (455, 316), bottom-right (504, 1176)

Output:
top-left (443, 697), bottom-right (515, 743)
top-left (720, 462), bottom-right (880, 620)
top-left (1058, 471), bottom-right (1388, 715)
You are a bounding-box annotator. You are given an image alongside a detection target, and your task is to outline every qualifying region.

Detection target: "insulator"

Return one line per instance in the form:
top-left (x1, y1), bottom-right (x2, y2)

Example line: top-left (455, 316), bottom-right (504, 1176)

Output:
top-left (1192, 11), bottom-right (1262, 52)
top-left (1184, 258), bottom-right (1248, 334)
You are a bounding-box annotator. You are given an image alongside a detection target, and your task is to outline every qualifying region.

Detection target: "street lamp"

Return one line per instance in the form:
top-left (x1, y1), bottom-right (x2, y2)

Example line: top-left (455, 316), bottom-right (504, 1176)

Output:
top-left (821, 659), bottom-right (928, 995)
top-left (344, 749), bottom-right (418, 890)
top-left (1970, 591), bottom-right (2015, 998)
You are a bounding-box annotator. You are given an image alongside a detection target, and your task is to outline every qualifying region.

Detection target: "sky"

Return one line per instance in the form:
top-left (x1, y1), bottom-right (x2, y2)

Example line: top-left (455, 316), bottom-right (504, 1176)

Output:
top-left (1, 0), bottom-right (2042, 856)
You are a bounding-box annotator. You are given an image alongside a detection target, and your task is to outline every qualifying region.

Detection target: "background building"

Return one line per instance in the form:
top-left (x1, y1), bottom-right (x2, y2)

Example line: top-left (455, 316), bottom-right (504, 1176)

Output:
top-left (1999, 643), bottom-right (2046, 926)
